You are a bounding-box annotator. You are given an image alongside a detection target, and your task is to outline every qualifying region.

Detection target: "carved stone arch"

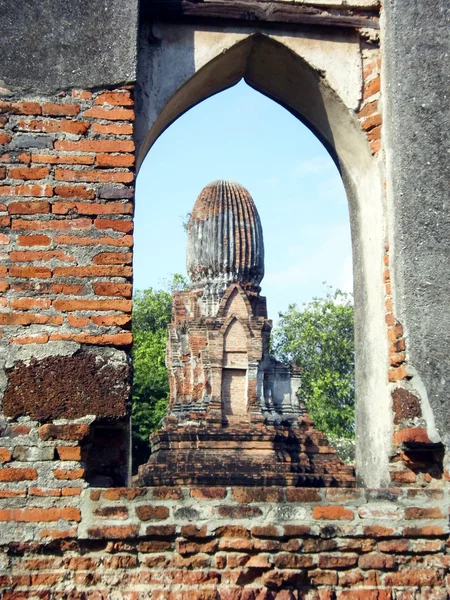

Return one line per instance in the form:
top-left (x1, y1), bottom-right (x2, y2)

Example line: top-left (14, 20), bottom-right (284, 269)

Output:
top-left (217, 284), bottom-right (252, 320)
top-left (136, 27), bottom-right (389, 484)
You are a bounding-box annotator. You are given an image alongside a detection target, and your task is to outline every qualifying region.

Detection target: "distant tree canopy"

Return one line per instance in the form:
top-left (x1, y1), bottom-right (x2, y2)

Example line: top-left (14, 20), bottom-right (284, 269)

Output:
top-left (272, 287), bottom-right (355, 439)
top-left (131, 275), bottom-right (187, 471)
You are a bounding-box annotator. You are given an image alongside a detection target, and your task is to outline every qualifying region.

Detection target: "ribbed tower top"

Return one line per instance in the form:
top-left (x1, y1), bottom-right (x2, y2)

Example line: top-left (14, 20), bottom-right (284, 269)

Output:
top-left (186, 180), bottom-right (265, 292)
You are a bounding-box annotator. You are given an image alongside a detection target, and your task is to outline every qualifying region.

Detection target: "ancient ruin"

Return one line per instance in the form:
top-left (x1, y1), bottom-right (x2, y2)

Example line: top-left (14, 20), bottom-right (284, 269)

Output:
top-left (0, 0), bottom-right (448, 597)
top-left (138, 180), bottom-right (354, 487)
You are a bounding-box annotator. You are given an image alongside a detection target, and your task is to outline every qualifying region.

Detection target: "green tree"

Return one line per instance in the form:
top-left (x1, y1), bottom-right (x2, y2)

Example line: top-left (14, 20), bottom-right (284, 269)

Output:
top-left (272, 286), bottom-right (355, 439)
top-left (131, 275), bottom-right (187, 471)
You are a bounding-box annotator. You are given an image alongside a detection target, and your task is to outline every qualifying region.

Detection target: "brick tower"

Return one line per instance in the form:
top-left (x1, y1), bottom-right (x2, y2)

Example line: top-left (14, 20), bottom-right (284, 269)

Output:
top-left (137, 181), bottom-right (355, 486)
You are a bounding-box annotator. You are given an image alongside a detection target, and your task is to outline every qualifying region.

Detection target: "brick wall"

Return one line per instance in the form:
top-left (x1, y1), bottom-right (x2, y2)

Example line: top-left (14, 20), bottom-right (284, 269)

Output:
top-left (0, 88), bottom-right (134, 354)
top-left (0, 485), bottom-right (448, 598)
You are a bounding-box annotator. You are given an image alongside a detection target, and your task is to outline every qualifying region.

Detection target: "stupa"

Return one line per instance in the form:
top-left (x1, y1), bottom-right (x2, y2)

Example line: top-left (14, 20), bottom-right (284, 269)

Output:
top-left (137, 181), bottom-right (355, 486)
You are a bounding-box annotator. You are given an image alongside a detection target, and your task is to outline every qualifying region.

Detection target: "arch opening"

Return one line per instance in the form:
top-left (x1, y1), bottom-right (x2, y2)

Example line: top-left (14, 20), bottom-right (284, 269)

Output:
top-left (135, 26), bottom-right (389, 486)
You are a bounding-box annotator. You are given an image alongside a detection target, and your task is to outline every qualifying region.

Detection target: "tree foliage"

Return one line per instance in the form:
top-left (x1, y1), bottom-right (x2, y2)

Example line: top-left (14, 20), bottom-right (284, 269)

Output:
top-left (131, 275), bottom-right (187, 471)
top-left (272, 286), bottom-right (355, 438)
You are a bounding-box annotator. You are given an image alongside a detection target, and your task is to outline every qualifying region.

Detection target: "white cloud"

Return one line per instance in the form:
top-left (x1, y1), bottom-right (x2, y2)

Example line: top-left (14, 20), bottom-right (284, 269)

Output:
top-left (294, 156), bottom-right (334, 177)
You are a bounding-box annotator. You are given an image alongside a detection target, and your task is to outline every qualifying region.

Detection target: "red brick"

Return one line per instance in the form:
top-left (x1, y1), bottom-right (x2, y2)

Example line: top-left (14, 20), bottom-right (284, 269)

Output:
top-left (190, 487), bottom-right (227, 500)
top-left (361, 113), bottom-right (382, 132)
top-left (49, 332), bottom-right (132, 345)
top-left (286, 488), bottom-right (321, 502)
top-left (358, 553), bottom-right (396, 569)
top-left (0, 312), bottom-right (61, 325)
top-left (39, 423), bottom-right (90, 441)
top-left (10, 249), bottom-right (74, 262)
top-left (52, 201), bottom-right (132, 215)
top-left (53, 469), bottom-right (85, 480)
top-left (358, 100), bottom-right (379, 119)
top-left (94, 506), bottom-right (129, 519)
top-left (94, 218), bottom-right (133, 233)
top-left (92, 122), bottom-right (133, 135)
top-left (96, 153), bottom-right (135, 167)
top-left (10, 297), bottom-right (51, 309)
top-left (13, 217), bottom-right (92, 231)
top-left (55, 139), bottom-right (134, 153)
top-left (367, 124), bottom-right (381, 142)
top-left (318, 554), bottom-right (358, 568)
top-left (217, 505), bottom-right (262, 519)
top-left (32, 153), bottom-right (95, 165)
top-left (0, 489), bottom-right (27, 498)
top-left (0, 133), bottom-right (11, 144)
top-left (68, 314), bottom-right (90, 327)
top-left (53, 298), bottom-right (132, 312)
top-left (54, 185), bottom-right (95, 199)
top-left (83, 107), bottom-right (135, 121)
top-left (54, 233), bottom-right (133, 246)
top-left (93, 251), bottom-right (133, 264)
top-left (313, 506), bottom-right (354, 520)
top-left (93, 282), bottom-right (132, 297)
top-left (8, 166), bottom-right (50, 180)
top-left (390, 470), bottom-right (417, 484)
top-left (8, 201), bottom-right (50, 214)
top-left (363, 525), bottom-right (395, 537)
top-left (55, 168), bottom-right (134, 184)
top-left (102, 488), bottom-right (145, 500)
top-left (53, 265), bottom-right (132, 277)
top-left (72, 90), bottom-right (92, 100)
top-left (90, 315), bottom-right (131, 327)
top-left (42, 102), bottom-right (80, 116)
top-left (363, 76), bottom-right (381, 99)
top-left (11, 102), bottom-right (42, 115)
top-left (11, 333), bottom-right (49, 344)
top-left (39, 527), bottom-right (77, 539)
top-left (0, 166), bottom-right (6, 179)
top-left (136, 505), bottom-right (170, 521)
top-left (8, 266), bottom-right (52, 278)
top-left (28, 489), bottom-right (62, 499)
top-left (232, 487), bottom-right (284, 503)
top-left (1, 184), bottom-right (52, 197)
top-left (274, 553), bottom-right (314, 568)
top-left (17, 234), bottom-right (51, 246)
top-left (404, 506), bottom-right (445, 519)
top-left (0, 468), bottom-right (37, 481)
top-left (31, 573), bottom-right (63, 586)
top-left (95, 91), bottom-right (134, 106)
top-left (0, 448), bottom-right (12, 462)
top-left (215, 525), bottom-right (250, 538)
top-left (403, 525), bottom-right (444, 536)
top-left (18, 118), bottom-right (89, 135)
top-left (393, 427), bottom-right (431, 445)
top-left (384, 568), bottom-right (439, 587)
top-left (56, 446), bottom-right (82, 461)
top-left (88, 525), bottom-right (139, 539)
top-left (62, 487), bottom-right (83, 496)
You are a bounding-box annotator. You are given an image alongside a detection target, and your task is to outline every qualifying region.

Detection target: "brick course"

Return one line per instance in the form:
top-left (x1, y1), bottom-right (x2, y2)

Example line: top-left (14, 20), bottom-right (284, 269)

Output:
top-left (0, 478), bottom-right (448, 598)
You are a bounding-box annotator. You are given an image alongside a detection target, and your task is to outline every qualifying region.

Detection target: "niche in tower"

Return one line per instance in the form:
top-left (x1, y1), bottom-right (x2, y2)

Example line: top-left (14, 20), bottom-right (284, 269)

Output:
top-left (222, 318), bottom-right (248, 416)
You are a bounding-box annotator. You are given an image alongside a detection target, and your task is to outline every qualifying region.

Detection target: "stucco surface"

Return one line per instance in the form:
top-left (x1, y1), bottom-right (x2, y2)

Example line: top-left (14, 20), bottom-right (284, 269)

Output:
top-left (383, 1), bottom-right (450, 459)
top-left (0, 0), bottom-right (138, 93)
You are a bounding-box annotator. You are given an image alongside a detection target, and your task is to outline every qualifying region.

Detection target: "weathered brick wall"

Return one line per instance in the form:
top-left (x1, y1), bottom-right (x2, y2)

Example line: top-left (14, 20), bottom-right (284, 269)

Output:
top-left (0, 88), bottom-right (134, 353)
top-left (0, 88), bottom-right (135, 485)
top-left (0, 485), bottom-right (448, 598)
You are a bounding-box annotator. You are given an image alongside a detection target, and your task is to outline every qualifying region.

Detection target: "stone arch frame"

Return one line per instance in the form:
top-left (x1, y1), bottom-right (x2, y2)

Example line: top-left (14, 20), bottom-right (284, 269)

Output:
top-left (135, 25), bottom-right (389, 486)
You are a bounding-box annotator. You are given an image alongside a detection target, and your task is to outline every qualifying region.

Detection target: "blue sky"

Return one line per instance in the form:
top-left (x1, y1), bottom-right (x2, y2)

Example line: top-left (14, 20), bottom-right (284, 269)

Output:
top-left (134, 80), bottom-right (352, 320)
